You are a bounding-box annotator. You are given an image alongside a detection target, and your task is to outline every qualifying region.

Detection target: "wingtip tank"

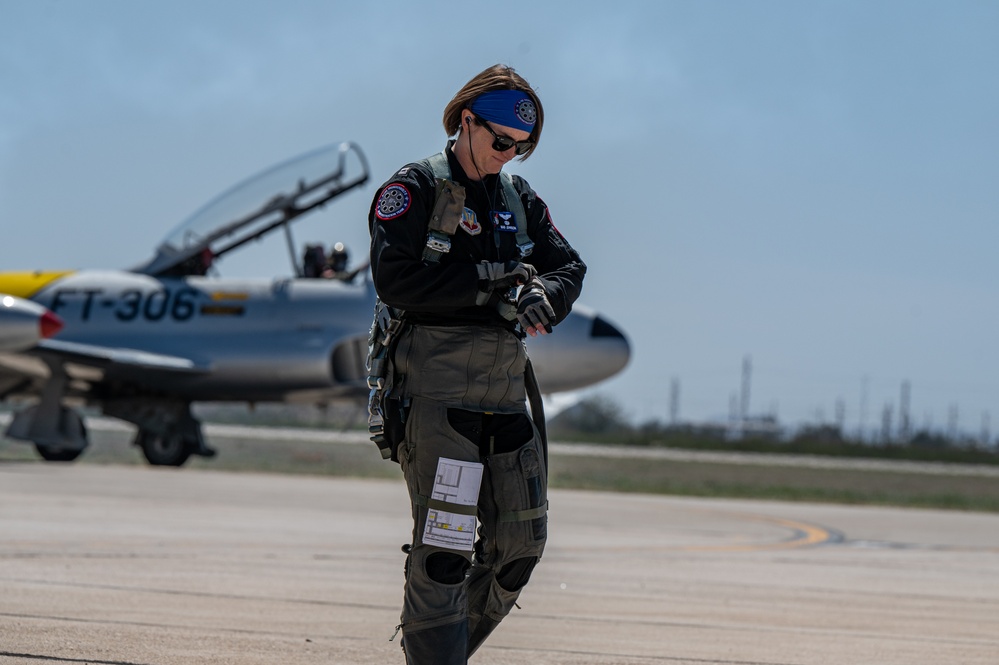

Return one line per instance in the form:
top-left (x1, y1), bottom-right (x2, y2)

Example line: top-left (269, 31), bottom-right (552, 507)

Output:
top-left (0, 294), bottom-right (64, 351)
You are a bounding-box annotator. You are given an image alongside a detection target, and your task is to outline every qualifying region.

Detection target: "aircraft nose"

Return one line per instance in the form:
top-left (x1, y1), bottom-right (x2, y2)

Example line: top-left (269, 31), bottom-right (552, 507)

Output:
top-left (523, 306), bottom-right (631, 393)
top-left (590, 314), bottom-right (631, 375)
top-left (591, 314), bottom-right (627, 341)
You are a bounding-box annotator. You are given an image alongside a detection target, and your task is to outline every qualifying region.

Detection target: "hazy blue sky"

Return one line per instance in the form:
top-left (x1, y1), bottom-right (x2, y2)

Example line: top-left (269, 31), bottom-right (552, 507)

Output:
top-left (2, 0), bottom-right (997, 436)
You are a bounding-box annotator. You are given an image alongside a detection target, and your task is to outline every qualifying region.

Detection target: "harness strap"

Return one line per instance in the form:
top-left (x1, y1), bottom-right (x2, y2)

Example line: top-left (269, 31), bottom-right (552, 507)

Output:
top-left (413, 490), bottom-right (546, 522)
top-left (499, 501), bottom-right (549, 523)
top-left (499, 174), bottom-right (534, 259)
top-left (421, 150), bottom-right (533, 263)
top-left (421, 162), bottom-right (465, 263)
top-left (367, 301), bottom-right (407, 458)
top-left (524, 357), bottom-right (548, 473)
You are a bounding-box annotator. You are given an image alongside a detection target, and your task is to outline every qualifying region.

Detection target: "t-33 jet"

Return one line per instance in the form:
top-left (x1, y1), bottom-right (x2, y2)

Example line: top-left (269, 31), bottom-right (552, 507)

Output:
top-left (0, 142), bottom-right (630, 466)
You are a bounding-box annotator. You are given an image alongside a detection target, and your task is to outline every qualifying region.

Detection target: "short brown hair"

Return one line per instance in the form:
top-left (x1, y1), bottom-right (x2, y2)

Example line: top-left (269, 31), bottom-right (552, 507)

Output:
top-left (442, 64), bottom-right (544, 160)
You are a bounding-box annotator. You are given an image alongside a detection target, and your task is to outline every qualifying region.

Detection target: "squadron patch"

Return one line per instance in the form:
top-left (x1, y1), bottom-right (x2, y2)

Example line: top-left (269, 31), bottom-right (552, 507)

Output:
top-left (492, 211), bottom-right (518, 233)
top-left (460, 208), bottom-right (481, 236)
top-left (375, 184), bottom-right (411, 220)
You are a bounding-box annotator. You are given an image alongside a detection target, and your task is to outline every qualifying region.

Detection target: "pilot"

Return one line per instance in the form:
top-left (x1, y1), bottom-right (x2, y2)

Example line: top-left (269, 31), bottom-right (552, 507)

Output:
top-left (302, 243), bottom-right (327, 278)
top-left (322, 242), bottom-right (361, 282)
top-left (328, 242), bottom-right (349, 274)
top-left (163, 247), bottom-right (214, 277)
top-left (368, 64), bottom-right (586, 664)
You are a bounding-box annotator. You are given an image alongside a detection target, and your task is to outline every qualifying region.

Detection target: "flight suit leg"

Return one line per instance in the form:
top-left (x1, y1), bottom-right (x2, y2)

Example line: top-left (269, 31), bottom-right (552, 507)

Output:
top-left (397, 397), bottom-right (480, 665)
top-left (466, 419), bottom-right (548, 657)
top-left (391, 323), bottom-right (537, 662)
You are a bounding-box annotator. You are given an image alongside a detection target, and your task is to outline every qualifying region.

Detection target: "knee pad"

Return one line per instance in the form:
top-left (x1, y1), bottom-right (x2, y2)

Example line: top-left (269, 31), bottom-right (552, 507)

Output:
top-left (497, 556), bottom-right (539, 592)
top-left (426, 551), bottom-right (471, 585)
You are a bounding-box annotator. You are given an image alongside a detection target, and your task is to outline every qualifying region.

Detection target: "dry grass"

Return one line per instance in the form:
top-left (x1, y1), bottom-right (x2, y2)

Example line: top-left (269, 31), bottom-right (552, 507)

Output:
top-left (3, 426), bottom-right (997, 512)
top-left (548, 454), bottom-right (999, 511)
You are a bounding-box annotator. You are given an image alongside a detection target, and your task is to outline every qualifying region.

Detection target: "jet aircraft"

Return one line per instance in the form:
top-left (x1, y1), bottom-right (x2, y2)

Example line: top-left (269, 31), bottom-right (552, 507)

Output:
top-left (0, 142), bottom-right (630, 466)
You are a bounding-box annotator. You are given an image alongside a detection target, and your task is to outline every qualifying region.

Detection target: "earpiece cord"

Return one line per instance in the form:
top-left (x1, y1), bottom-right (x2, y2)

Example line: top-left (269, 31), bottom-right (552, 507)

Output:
top-left (466, 115), bottom-right (503, 257)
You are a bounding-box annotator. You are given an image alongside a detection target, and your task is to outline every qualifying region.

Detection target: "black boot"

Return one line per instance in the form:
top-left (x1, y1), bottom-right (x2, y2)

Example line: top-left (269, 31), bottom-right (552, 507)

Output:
top-left (466, 615), bottom-right (501, 658)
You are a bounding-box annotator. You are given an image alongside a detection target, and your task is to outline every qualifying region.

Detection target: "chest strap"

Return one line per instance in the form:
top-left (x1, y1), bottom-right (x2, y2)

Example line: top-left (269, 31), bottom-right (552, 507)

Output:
top-left (420, 150), bottom-right (534, 264)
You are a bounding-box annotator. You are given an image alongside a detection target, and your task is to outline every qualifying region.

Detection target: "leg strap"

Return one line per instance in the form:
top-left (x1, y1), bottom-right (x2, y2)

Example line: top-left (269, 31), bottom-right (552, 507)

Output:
top-left (499, 501), bottom-right (548, 523)
top-left (412, 492), bottom-right (479, 517)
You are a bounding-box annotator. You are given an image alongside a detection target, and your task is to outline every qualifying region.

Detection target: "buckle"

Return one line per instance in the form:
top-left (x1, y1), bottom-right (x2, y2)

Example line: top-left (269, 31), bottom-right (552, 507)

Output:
top-left (376, 306), bottom-right (393, 331)
top-left (426, 236), bottom-right (451, 254)
top-left (383, 318), bottom-right (404, 345)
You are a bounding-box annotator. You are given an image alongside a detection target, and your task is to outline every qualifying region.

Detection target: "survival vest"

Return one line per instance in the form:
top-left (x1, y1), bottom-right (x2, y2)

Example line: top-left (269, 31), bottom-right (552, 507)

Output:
top-left (366, 149), bottom-right (545, 461)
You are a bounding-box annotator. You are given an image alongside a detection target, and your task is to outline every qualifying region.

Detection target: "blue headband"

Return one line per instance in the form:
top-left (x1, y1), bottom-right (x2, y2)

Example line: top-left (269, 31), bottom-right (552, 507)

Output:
top-left (470, 90), bottom-right (537, 133)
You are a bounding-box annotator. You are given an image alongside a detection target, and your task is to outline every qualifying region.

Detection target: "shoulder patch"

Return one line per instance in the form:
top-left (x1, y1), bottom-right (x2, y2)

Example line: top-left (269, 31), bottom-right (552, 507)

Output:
top-left (375, 184), bottom-right (412, 220)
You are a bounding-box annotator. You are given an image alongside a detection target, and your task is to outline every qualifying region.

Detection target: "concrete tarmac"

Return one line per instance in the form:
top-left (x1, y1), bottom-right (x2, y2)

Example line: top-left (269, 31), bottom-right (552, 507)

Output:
top-left (1, 463), bottom-right (998, 665)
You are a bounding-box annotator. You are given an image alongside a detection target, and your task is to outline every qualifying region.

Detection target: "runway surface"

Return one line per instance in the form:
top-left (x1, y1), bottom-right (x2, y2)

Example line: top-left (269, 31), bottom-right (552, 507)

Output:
top-left (1, 463), bottom-right (998, 665)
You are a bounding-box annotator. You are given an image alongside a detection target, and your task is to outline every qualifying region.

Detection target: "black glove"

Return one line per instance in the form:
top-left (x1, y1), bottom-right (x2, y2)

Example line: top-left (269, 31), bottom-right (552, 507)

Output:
top-left (516, 278), bottom-right (555, 336)
top-left (476, 261), bottom-right (536, 305)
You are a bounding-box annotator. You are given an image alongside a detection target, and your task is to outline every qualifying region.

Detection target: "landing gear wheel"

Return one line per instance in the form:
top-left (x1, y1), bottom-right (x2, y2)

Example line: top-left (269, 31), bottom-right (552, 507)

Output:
top-left (35, 443), bottom-right (83, 462)
top-left (25, 408), bottom-right (88, 463)
top-left (136, 430), bottom-right (192, 467)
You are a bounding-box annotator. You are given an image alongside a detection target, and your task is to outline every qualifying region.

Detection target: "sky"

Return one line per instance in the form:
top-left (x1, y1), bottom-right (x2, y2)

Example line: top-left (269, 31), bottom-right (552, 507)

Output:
top-left (2, 0), bottom-right (998, 437)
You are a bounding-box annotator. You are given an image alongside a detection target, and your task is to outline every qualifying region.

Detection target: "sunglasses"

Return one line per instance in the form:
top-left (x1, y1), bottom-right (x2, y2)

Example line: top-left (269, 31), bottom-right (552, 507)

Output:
top-left (473, 116), bottom-right (534, 156)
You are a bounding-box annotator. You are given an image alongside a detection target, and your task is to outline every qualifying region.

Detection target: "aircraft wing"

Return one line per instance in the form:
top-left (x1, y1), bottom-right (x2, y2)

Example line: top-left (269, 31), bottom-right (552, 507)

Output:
top-left (0, 339), bottom-right (208, 403)
top-left (33, 339), bottom-right (208, 373)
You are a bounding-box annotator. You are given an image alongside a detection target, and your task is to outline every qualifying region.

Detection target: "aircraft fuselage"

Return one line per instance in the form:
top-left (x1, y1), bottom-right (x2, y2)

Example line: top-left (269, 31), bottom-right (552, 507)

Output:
top-left (13, 271), bottom-right (373, 402)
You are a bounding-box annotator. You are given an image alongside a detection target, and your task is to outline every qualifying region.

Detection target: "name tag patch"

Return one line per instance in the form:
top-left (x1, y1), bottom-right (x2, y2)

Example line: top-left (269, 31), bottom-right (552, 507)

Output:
top-left (492, 211), bottom-right (518, 233)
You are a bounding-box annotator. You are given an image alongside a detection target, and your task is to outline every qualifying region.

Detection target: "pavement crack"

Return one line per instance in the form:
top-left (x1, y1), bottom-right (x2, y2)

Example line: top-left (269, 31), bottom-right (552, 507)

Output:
top-left (0, 652), bottom-right (154, 665)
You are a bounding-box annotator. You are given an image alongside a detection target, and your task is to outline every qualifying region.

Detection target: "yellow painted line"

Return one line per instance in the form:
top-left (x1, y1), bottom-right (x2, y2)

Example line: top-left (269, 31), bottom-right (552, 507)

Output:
top-left (678, 511), bottom-right (838, 553)
top-left (579, 508), bottom-right (840, 555)
top-left (0, 271), bottom-right (75, 298)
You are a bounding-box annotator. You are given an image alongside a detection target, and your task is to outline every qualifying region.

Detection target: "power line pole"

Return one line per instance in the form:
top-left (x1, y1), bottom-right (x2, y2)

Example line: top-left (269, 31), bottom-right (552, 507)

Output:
top-left (858, 375), bottom-right (869, 443)
top-left (740, 355), bottom-right (752, 428)
top-left (729, 392), bottom-right (739, 439)
top-left (899, 380), bottom-right (911, 444)
top-left (881, 403), bottom-right (893, 445)
top-left (835, 397), bottom-right (846, 434)
top-left (669, 377), bottom-right (680, 425)
top-left (947, 404), bottom-right (959, 444)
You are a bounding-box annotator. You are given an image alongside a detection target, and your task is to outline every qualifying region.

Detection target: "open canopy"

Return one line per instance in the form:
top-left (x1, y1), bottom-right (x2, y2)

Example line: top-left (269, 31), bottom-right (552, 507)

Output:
top-left (134, 142), bottom-right (369, 277)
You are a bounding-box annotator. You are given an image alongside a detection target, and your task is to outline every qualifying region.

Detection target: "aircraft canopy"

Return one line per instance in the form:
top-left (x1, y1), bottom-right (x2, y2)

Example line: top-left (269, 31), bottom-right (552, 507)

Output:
top-left (134, 142), bottom-right (369, 277)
